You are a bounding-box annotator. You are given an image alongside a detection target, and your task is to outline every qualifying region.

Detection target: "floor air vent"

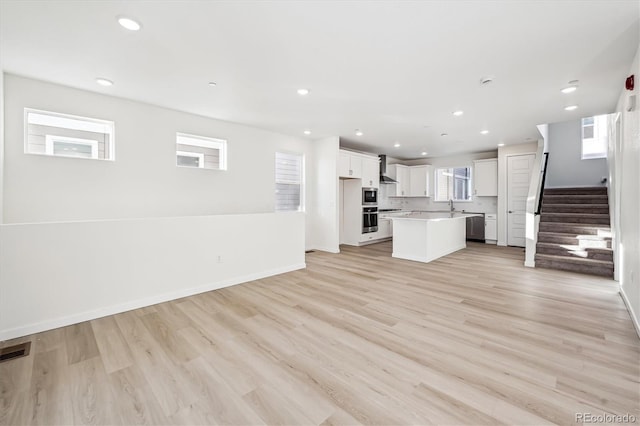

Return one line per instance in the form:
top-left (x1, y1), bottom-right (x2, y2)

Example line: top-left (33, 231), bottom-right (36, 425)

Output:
top-left (305, 250), bottom-right (315, 253)
top-left (0, 341), bottom-right (31, 363)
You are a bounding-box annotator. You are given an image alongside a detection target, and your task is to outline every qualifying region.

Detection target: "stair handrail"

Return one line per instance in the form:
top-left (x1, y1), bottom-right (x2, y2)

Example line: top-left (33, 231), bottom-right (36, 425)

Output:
top-left (535, 153), bottom-right (550, 215)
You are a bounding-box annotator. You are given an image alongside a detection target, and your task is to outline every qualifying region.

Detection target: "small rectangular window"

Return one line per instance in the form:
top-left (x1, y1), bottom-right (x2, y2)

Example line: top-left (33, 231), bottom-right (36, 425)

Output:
top-left (25, 108), bottom-right (114, 160)
top-left (435, 167), bottom-right (472, 201)
top-left (176, 133), bottom-right (227, 170)
top-left (581, 115), bottom-right (608, 160)
top-left (275, 152), bottom-right (303, 212)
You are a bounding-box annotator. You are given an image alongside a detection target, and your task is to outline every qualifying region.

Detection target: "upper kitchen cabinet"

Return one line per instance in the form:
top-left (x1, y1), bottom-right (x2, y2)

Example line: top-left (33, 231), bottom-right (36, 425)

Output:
top-left (361, 156), bottom-right (380, 188)
top-left (387, 164), bottom-right (430, 197)
top-left (338, 150), bottom-right (362, 178)
top-left (387, 164), bottom-right (410, 196)
top-left (473, 158), bottom-right (498, 196)
top-left (409, 165), bottom-right (431, 197)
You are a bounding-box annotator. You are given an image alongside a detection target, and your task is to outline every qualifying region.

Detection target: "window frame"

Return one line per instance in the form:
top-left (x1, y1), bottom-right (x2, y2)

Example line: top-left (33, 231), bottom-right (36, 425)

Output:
top-left (434, 166), bottom-right (473, 202)
top-left (175, 132), bottom-right (227, 170)
top-left (275, 151), bottom-right (305, 213)
top-left (24, 108), bottom-right (115, 161)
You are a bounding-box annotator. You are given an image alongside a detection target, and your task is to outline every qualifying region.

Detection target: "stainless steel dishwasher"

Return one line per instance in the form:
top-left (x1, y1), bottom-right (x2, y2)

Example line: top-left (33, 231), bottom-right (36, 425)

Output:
top-left (465, 213), bottom-right (485, 241)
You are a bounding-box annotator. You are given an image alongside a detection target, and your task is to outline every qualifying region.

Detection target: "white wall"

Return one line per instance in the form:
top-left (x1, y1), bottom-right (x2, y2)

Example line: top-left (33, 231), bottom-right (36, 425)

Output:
top-left (0, 71), bottom-right (4, 224)
top-left (1, 74), bottom-right (323, 339)
top-left (497, 142), bottom-right (538, 246)
top-left (545, 119), bottom-right (608, 188)
top-left (3, 74), bottom-right (315, 223)
top-left (0, 212), bottom-right (305, 340)
top-left (614, 45), bottom-right (640, 336)
top-left (308, 136), bottom-right (340, 253)
top-left (379, 151), bottom-right (498, 214)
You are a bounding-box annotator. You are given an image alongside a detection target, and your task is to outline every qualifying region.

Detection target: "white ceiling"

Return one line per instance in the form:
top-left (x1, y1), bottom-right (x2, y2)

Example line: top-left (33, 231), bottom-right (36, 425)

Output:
top-left (1, 0), bottom-right (638, 159)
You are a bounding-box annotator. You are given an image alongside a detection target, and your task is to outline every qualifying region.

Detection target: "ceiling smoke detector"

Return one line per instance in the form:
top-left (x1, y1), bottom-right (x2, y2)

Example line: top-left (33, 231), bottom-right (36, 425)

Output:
top-left (480, 76), bottom-right (494, 85)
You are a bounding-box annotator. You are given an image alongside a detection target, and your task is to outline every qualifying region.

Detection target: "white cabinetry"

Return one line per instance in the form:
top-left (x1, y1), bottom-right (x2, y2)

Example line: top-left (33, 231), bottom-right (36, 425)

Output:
top-left (396, 166), bottom-right (410, 196)
top-left (473, 159), bottom-right (498, 196)
top-left (338, 150), bottom-right (362, 178)
top-left (378, 218), bottom-right (392, 238)
top-left (359, 218), bottom-right (392, 243)
top-left (387, 164), bottom-right (410, 196)
top-left (388, 164), bottom-right (430, 197)
top-left (409, 165), bottom-right (430, 197)
top-left (359, 230), bottom-right (379, 243)
top-left (485, 213), bottom-right (497, 243)
top-left (361, 156), bottom-right (379, 188)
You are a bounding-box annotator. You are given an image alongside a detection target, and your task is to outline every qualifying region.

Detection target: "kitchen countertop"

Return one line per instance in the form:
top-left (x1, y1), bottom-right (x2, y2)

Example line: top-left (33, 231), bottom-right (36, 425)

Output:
top-left (388, 211), bottom-right (483, 221)
top-left (379, 210), bottom-right (485, 218)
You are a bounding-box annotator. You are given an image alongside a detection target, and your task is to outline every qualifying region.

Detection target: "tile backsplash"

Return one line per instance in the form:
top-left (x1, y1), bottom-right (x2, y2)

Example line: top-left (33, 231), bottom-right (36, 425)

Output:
top-left (378, 184), bottom-right (497, 213)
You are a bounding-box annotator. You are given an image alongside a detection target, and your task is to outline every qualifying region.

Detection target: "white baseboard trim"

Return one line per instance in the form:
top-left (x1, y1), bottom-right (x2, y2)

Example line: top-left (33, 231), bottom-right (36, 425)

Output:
top-left (311, 246), bottom-right (340, 253)
top-left (524, 260), bottom-right (535, 268)
top-left (619, 286), bottom-right (640, 339)
top-left (0, 263), bottom-right (306, 341)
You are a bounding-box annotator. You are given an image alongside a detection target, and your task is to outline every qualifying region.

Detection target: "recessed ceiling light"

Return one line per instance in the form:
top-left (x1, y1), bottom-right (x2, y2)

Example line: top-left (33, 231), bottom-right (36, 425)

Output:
top-left (355, 130), bottom-right (363, 136)
top-left (421, 151), bottom-right (428, 156)
top-left (95, 78), bottom-right (114, 87)
top-left (452, 110), bottom-right (464, 117)
top-left (303, 130), bottom-right (311, 135)
top-left (498, 143), bottom-right (505, 147)
top-left (564, 105), bottom-right (578, 111)
top-left (480, 130), bottom-right (489, 135)
top-left (297, 88), bottom-right (310, 96)
top-left (208, 82), bottom-right (217, 87)
top-left (441, 132), bottom-right (448, 137)
top-left (393, 142), bottom-right (401, 148)
top-left (561, 86), bottom-right (577, 94)
top-left (117, 16), bottom-right (142, 31)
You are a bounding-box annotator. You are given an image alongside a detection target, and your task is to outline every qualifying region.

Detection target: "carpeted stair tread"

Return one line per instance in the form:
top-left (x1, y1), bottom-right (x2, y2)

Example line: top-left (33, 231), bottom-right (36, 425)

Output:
top-left (543, 187), bottom-right (607, 195)
top-left (541, 204), bottom-right (610, 213)
top-left (536, 243), bottom-right (613, 261)
top-left (538, 222), bottom-right (611, 235)
top-left (535, 253), bottom-right (613, 277)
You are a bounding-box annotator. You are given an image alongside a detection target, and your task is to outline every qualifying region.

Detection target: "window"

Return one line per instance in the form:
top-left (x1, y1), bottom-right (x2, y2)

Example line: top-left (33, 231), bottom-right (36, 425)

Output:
top-left (46, 135), bottom-right (99, 159)
top-left (25, 108), bottom-right (114, 160)
top-left (176, 133), bottom-right (227, 170)
top-left (435, 167), bottom-right (472, 201)
top-left (275, 152), bottom-right (303, 212)
top-left (581, 115), bottom-right (608, 159)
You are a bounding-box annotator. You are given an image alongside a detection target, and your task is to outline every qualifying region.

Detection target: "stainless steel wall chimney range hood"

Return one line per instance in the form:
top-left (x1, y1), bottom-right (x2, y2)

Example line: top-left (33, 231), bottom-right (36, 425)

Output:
top-left (378, 155), bottom-right (397, 184)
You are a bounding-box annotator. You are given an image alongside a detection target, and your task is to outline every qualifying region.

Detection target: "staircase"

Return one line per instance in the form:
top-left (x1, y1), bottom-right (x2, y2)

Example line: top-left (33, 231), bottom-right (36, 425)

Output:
top-left (535, 187), bottom-right (613, 278)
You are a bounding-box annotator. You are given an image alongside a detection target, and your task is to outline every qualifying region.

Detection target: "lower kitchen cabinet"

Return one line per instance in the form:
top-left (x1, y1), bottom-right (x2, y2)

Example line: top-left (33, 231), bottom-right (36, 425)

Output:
top-left (359, 231), bottom-right (380, 243)
top-left (378, 218), bottom-right (392, 238)
top-left (485, 213), bottom-right (497, 242)
top-left (358, 218), bottom-right (392, 243)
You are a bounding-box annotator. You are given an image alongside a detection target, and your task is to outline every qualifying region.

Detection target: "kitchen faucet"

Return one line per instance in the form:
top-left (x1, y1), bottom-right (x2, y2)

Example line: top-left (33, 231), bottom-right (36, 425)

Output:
top-left (449, 199), bottom-right (454, 212)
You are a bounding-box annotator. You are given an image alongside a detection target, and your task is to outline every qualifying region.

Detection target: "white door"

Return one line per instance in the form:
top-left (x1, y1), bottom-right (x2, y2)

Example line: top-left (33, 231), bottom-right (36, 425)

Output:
top-left (507, 154), bottom-right (535, 247)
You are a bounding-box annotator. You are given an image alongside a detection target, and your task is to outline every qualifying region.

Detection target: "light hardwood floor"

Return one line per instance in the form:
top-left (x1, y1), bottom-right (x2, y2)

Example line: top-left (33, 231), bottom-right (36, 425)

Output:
top-left (1, 242), bottom-right (639, 425)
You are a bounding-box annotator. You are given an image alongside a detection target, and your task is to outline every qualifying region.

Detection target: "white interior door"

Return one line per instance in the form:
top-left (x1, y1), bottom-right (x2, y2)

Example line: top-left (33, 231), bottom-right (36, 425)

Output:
top-left (507, 154), bottom-right (535, 247)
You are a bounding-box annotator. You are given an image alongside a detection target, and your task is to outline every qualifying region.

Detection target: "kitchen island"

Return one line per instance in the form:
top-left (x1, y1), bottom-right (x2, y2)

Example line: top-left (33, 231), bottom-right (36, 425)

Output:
top-left (390, 212), bottom-right (480, 263)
